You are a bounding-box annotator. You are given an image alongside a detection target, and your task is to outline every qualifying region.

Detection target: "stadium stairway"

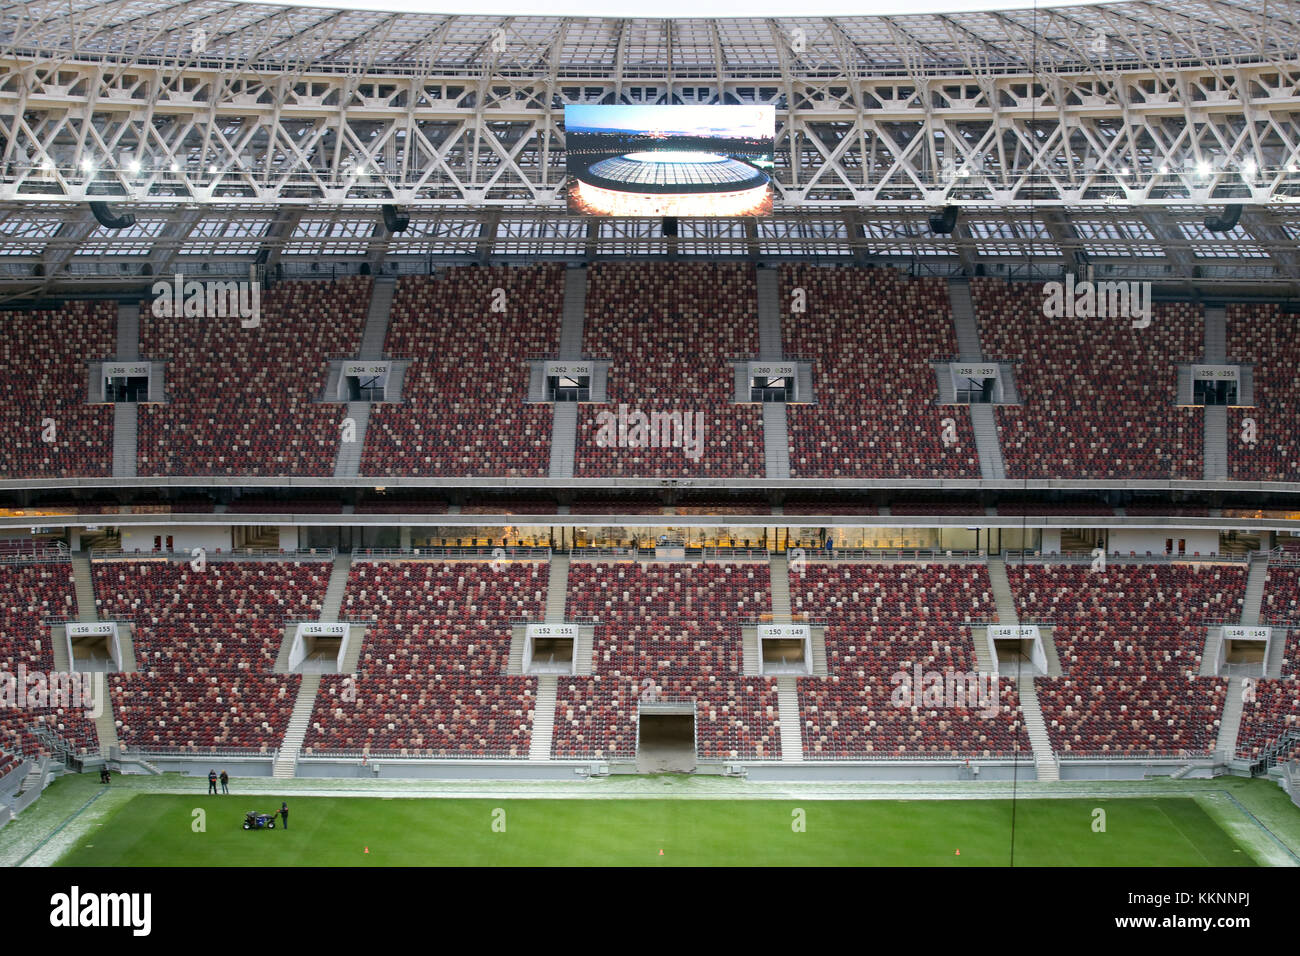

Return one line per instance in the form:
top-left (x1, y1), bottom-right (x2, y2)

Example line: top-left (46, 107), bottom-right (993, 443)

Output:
top-left (358, 277), bottom-right (396, 360)
top-left (768, 555), bottom-right (792, 622)
top-left (72, 555), bottom-right (126, 758)
top-left (1215, 677), bottom-right (1246, 763)
top-left (548, 403), bottom-right (577, 479)
top-left (273, 674), bottom-right (322, 779)
top-left (333, 402), bottom-right (370, 478)
top-left (547, 269), bottom-right (588, 479)
top-left (559, 265), bottom-right (587, 355)
top-left (742, 627), bottom-right (760, 676)
top-left (72, 556), bottom-right (97, 624)
top-left (1240, 555), bottom-right (1269, 626)
top-left (1015, 675), bottom-right (1059, 781)
top-left (985, 557), bottom-right (1019, 624)
top-left (776, 676), bottom-right (803, 762)
top-left (946, 279), bottom-right (984, 362)
top-left (1200, 627), bottom-right (1224, 677)
top-left (969, 405), bottom-right (1006, 479)
top-left (763, 404), bottom-right (791, 478)
top-left (972, 627), bottom-right (995, 672)
top-left (1204, 305), bottom-right (1227, 364)
top-left (116, 302), bottom-right (141, 360)
top-left (112, 404), bottom-right (138, 478)
top-left (1203, 406), bottom-right (1227, 480)
top-left (1264, 631), bottom-right (1287, 679)
top-left (528, 676), bottom-right (557, 761)
top-left (546, 553), bottom-right (569, 622)
top-left (755, 266), bottom-right (783, 360)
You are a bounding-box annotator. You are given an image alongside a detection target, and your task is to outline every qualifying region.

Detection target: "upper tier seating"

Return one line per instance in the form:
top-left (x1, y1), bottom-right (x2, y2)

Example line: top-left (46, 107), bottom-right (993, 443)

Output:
top-left (138, 277), bottom-right (370, 475)
top-left (972, 277), bottom-right (1203, 479)
top-left (1227, 304), bottom-right (1300, 482)
top-left (360, 266), bottom-right (562, 477)
top-left (780, 265), bottom-right (979, 478)
top-left (0, 301), bottom-right (116, 479)
top-left (574, 262), bottom-right (764, 477)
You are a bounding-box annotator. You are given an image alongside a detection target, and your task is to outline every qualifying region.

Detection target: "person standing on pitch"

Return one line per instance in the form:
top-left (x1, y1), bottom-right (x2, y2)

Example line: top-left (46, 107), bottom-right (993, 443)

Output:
top-left (220, 770), bottom-right (229, 795)
top-left (279, 802), bottom-right (289, 830)
top-left (207, 769), bottom-right (218, 795)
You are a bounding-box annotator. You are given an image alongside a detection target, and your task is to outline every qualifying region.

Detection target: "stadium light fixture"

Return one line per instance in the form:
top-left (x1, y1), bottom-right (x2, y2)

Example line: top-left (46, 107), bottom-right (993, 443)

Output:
top-left (1240, 158), bottom-right (1257, 179)
top-left (80, 156), bottom-right (96, 173)
top-left (169, 161), bottom-right (179, 172)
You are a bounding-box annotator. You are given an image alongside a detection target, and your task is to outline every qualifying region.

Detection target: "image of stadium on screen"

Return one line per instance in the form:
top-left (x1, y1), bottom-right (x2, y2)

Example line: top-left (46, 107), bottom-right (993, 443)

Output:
top-left (565, 104), bottom-right (775, 217)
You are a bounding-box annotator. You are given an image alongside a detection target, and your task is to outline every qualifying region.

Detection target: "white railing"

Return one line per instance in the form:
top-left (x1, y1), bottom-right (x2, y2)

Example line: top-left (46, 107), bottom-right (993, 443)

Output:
top-left (89, 547), bottom-right (336, 562)
top-left (1056, 750), bottom-right (1215, 761)
top-left (802, 548), bottom-right (987, 563)
top-left (125, 746), bottom-right (280, 758)
top-left (0, 545), bottom-right (71, 566)
top-left (351, 547), bottom-right (551, 561)
top-left (1005, 551), bottom-right (1249, 566)
top-left (300, 749), bottom-right (530, 761)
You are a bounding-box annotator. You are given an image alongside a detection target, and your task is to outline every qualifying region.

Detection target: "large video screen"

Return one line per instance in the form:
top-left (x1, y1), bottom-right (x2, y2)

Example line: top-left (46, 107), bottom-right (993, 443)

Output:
top-left (564, 104), bottom-right (775, 217)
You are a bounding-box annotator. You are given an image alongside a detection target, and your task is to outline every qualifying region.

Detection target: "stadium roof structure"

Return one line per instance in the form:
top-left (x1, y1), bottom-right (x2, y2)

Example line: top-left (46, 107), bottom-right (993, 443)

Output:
top-left (2, 0), bottom-right (1300, 297)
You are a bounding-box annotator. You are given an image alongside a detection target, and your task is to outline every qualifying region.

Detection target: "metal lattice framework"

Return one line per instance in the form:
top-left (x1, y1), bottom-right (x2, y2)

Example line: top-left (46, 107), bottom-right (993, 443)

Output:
top-left (2, 0), bottom-right (1300, 292)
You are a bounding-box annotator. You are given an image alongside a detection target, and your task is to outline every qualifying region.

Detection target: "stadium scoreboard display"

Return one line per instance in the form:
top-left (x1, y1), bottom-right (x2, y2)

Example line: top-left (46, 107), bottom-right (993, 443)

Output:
top-left (564, 104), bottom-right (775, 217)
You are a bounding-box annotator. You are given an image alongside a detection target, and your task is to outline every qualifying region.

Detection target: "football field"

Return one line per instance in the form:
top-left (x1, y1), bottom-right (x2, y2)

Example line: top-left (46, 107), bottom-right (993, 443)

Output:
top-left (54, 792), bottom-right (1260, 867)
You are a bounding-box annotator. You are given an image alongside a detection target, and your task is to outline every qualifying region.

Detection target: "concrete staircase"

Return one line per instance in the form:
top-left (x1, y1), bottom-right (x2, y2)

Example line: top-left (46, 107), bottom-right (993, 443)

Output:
top-left (1215, 677), bottom-right (1246, 762)
top-left (762, 404), bottom-right (791, 479)
top-left (528, 675), bottom-right (558, 760)
top-left (986, 557), bottom-right (1019, 625)
top-left (1204, 305), bottom-right (1227, 364)
top-left (1265, 631), bottom-right (1287, 679)
top-left (1016, 675), bottom-right (1059, 781)
top-left (1041, 628), bottom-right (1062, 677)
top-left (359, 277), bottom-right (396, 359)
top-left (332, 402), bottom-right (370, 478)
top-left (272, 674), bottom-right (322, 778)
top-left (1240, 556), bottom-right (1268, 626)
top-left (320, 555), bottom-right (352, 619)
top-left (947, 279), bottom-right (984, 361)
top-left (969, 404), bottom-right (1006, 479)
top-left (72, 556), bottom-right (98, 623)
top-left (112, 403), bottom-right (138, 478)
top-left (1200, 627), bottom-right (1224, 676)
top-left (1203, 405), bottom-right (1227, 481)
top-left (545, 554), bottom-right (569, 622)
top-left (972, 627), bottom-right (995, 672)
top-left (116, 302), bottom-right (141, 360)
top-left (548, 402), bottom-right (578, 479)
top-left (776, 676), bottom-right (803, 762)
top-left (742, 627), bottom-right (760, 676)
top-left (755, 267), bottom-right (784, 360)
top-left (769, 555), bottom-right (792, 622)
top-left (559, 267), bottom-right (587, 356)
top-left (810, 630), bottom-right (828, 677)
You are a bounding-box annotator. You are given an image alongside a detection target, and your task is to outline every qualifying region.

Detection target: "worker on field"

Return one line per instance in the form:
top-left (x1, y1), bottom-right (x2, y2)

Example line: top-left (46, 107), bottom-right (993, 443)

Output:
top-left (207, 769), bottom-right (218, 795)
top-left (279, 801), bottom-right (289, 830)
top-left (220, 770), bottom-right (229, 795)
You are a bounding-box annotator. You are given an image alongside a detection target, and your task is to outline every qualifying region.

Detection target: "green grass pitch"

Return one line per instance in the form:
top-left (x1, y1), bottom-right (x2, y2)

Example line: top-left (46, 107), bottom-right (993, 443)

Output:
top-left (56, 794), bottom-right (1256, 866)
